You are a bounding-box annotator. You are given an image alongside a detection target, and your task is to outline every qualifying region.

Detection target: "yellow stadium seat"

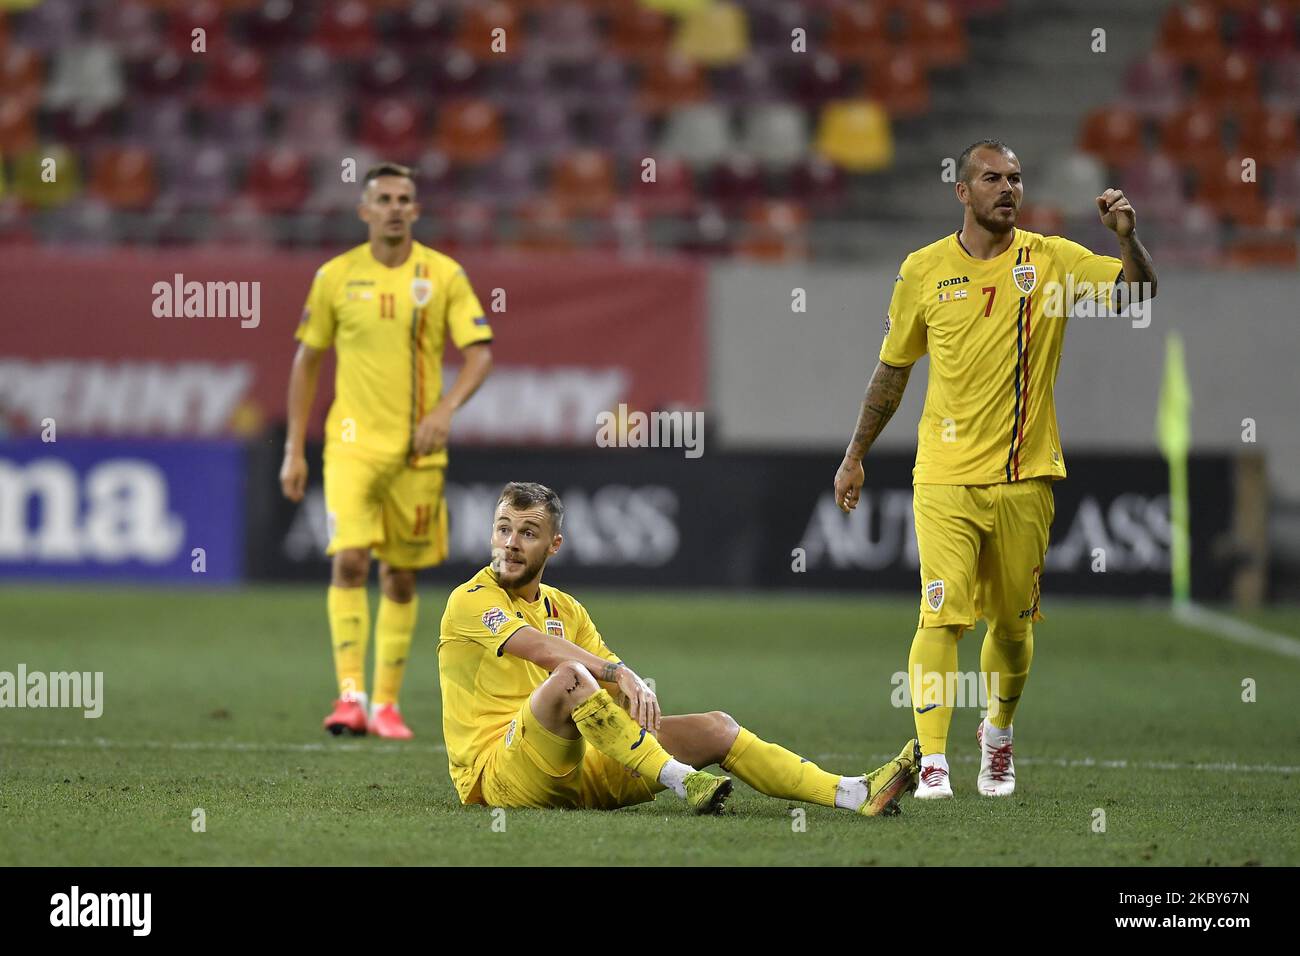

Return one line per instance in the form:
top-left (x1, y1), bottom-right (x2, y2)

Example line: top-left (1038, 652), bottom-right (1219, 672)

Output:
top-left (674, 2), bottom-right (749, 66)
top-left (814, 100), bottom-right (894, 173)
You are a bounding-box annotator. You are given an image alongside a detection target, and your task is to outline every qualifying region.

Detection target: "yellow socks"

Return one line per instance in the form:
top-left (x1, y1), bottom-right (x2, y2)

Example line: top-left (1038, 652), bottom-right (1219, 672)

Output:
top-left (909, 624), bottom-right (961, 757)
top-left (982, 626), bottom-right (1033, 729)
top-left (721, 728), bottom-right (839, 807)
top-left (571, 689), bottom-right (673, 781)
top-left (373, 595), bottom-right (417, 706)
top-left (327, 586), bottom-right (369, 698)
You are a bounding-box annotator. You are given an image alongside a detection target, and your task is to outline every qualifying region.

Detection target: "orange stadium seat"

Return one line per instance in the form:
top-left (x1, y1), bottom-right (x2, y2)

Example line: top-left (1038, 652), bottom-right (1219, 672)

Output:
top-left (89, 146), bottom-right (158, 210)
top-left (1160, 103), bottom-right (1224, 166)
top-left (1195, 52), bottom-right (1259, 110)
top-left (1078, 107), bottom-right (1146, 168)
top-left (900, 1), bottom-right (968, 68)
top-left (0, 98), bottom-right (36, 156)
top-left (512, 196), bottom-right (575, 252)
top-left (1224, 205), bottom-right (1297, 267)
top-left (455, 2), bottom-right (524, 60)
top-left (639, 52), bottom-right (709, 114)
top-left (610, 6), bottom-right (673, 62)
top-left (433, 99), bottom-right (504, 165)
top-left (1158, 1), bottom-right (1224, 67)
top-left (1236, 108), bottom-right (1298, 165)
top-left (865, 52), bottom-right (929, 117)
top-left (550, 148), bottom-right (616, 216)
top-left (244, 147), bottom-right (312, 213)
top-left (827, 1), bottom-right (892, 67)
top-left (735, 199), bottom-right (808, 261)
top-left (0, 47), bottom-right (43, 108)
top-left (1193, 153), bottom-right (1265, 220)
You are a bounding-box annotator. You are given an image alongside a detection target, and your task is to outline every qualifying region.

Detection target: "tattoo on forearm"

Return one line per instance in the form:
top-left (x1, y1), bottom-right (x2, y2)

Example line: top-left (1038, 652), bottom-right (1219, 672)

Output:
top-left (601, 661), bottom-right (623, 682)
top-left (1118, 234), bottom-right (1157, 298)
top-left (846, 362), bottom-right (911, 460)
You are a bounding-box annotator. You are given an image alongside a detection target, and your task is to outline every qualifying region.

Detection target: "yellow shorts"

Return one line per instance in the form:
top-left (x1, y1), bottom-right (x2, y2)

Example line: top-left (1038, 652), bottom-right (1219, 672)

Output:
top-left (322, 452), bottom-right (448, 569)
top-left (478, 698), bottom-right (662, 810)
top-left (912, 478), bottom-right (1054, 636)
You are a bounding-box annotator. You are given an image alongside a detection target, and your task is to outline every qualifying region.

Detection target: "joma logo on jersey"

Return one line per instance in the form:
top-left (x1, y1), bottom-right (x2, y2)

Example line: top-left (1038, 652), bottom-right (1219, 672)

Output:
top-left (936, 276), bottom-right (970, 289)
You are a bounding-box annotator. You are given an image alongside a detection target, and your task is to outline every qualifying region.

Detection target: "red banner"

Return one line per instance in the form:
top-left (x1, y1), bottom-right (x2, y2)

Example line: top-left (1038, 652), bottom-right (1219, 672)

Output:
top-left (0, 249), bottom-right (707, 445)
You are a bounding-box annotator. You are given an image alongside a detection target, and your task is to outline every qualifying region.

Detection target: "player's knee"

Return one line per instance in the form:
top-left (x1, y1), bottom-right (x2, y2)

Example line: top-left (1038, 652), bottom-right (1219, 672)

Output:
top-left (551, 660), bottom-right (598, 698)
top-left (709, 711), bottom-right (740, 753)
top-left (987, 623), bottom-right (1030, 644)
top-left (381, 567), bottom-right (417, 602)
top-left (332, 550), bottom-right (369, 587)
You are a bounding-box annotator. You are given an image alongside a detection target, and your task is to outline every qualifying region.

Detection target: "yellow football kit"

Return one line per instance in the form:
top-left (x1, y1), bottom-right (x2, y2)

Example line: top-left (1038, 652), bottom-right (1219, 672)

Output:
top-left (295, 241), bottom-right (493, 567)
top-left (438, 566), bottom-right (662, 809)
top-left (882, 228), bottom-right (1120, 632)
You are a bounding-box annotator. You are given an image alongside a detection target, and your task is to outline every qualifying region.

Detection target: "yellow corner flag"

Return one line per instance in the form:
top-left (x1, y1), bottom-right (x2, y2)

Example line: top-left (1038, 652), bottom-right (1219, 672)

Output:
top-left (1156, 332), bottom-right (1192, 605)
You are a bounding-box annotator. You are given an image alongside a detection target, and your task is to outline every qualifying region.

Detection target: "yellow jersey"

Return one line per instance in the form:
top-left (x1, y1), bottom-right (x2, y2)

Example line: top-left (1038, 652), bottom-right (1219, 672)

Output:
top-left (438, 566), bottom-right (621, 804)
top-left (880, 228), bottom-right (1121, 485)
top-left (295, 242), bottom-right (493, 468)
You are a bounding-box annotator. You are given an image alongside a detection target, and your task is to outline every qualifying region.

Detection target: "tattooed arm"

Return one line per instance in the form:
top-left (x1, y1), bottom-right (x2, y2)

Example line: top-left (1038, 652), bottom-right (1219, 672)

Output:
top-left (833, 360), bottom-right (913, 514)
top-left (1098, 187), bottom-right (1157, 302)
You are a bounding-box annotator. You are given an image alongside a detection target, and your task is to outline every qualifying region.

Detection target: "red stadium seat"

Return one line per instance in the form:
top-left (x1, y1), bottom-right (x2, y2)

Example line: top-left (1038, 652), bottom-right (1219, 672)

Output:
top-left (433, 98), bottom-right (504, 165)
top-left (1195, 52), bottom-right (1259, 110)
top-left (709, 153), bottom-right (767, 211)
top-left (358, 98), bottom-right (426, 161)
top-left (1238, 3), bottom-right (1297, 60)
top-left (454, 2), bottom-right (523, 60)
top-left (1078, 107), bottom-right (1146, 168)
top-left (0, 98), bottom-right (36, 156)
top-left (549, 148), bottom-right (616, 216)
top-left (129, 50), bottom-right (193, 99)
top-left (627, 154), bottom-right (695, 216)
top-left (899, 1), bottom-right (968, 68)
top-left (201, 46), bottom-right (267, 105)
top-left (639, 52), bottom-right (709, 115)
top-left (168, 0), bottom-right (227, 56)
top-left (865, 52), bottom-right (929, 117)
top-left (356, 47), bottom-right (415, 96)
top-left (313, 0), bottom-right (377, 58)
top-left (1158, 1), bottom-right (1224, 67)
top-left (0, 47), bottom-right (44, 109)
top-left (1122, 52), bottom-right (1184, 119)
top-left (89, 146), bottom-right (158, 210)
top-left (1193, 153), bottom-right (1265, 221)
top-left (1224, 205), bottom-right (1297, 267)
top-left (244, 147), bottom-right (312, 213)
top-left (826, 1), bottom-right (892, 67)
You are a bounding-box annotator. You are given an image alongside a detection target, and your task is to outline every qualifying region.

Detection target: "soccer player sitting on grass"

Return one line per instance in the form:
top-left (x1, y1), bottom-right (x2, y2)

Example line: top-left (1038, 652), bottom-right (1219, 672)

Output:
top-left (438, 481), bottom-right (919, 816)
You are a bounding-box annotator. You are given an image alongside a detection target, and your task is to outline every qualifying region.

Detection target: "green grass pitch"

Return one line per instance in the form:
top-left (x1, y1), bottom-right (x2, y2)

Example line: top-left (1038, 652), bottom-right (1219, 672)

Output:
top-left (1, 585), bottom-right (1297, 866)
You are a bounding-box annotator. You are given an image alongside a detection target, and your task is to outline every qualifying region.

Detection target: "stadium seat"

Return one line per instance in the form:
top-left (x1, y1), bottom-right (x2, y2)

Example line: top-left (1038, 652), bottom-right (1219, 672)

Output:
top-left (244, 147), bottom-right (312, 213)
top-left (1224, 205), bottom-right (1297, 267)
top-left (163, 143), bottom-right (235, 209)
top-left (430, 49), bottom-right (484, 98)
top-left (42, 39), bottom-right (125, 112)
top-left (627, 154), bottom-right (696, 216)
top-left (865, 52), bottom-right (929, 117)
top-left (1193, 153), bottom-right (1265, 221)
top-left (827, 1), bottom-right (893, 67)
top-left (1195, 52), bottom-right (1259, 110)
top-left (1122, 52), bottom-right (1184, 119)
top-left (1236, 108), bottom-right (1298, 165)
top-left (388, 0), bottom-right (455, 51)
top-left (511, 196), bottom-right (576, 252)
top-left (200, 46), bottom-right (267, 105)
top-left (813, 99), bottom-right (893, 172)
top-left (585, 102), bottom-right (651, 158)
top-left (709, 152), bottom-right (767, 210)
top-left (246, 0), bottom-right (306, 49)
top-left (674, 1), bottom-right (750, 66)
top-left (454, 2), bottom-right (522, 60)
top-left (611, 6), bottom-right (674, 62)
top-left (735, 199), bottom-right (808, 260)
top-left (514, 98), bottom-right (577, 160)
top-left (1078, 107), bottom-right (1147, 168)
top-left (314, 0), bottom-right (376, 57)
top-left (1160, 103), bottom-right (1224, 169)
top-left (1040, 150), bottom-right (1107, 215)
top-left (50, 104), bottom-right (116, 148)
top-left (168, 0), bottom-right (226, 56)
top-left (1158, 1), bottom-right (1224, 66)
top-left (437, 199), bottom-right (497, 255)
top-left (739, 103), bottom-right (810, 170)
top-left (202, 103), bottom-right (270, 159)
top-left (1237, 3), bottom-right (1297, 61)
top-left (786, 154), bottom-right (846, 212)
top-left (0, 98), bottom-right (36, 156)
top-left (303, 143), bottom-right (378, 211)
top-left (1118, 152), bottom-right (1189, 221)
top-left (433, 99), bottom-right (504, 166)
top-left (281, 99), bottom-right (347, 159)
top-left (900, 1), bottom-right (968, 68)
top-left (677, 201), bottom-right (733, 257)
top-left (530, 3), bottom-right (601, 63)
top-left (1266, 52), bottom-right (1300, 108)
top-left (128, 49), bottom-right (192, 100)
top-left (658, 103), bottom-right (735, 169)
top-left (711, 56), bottom-right (779, 105)
top-left (592, 199), bottom-right (651, 257)
top-left (209, 195), bottom-right (276, 247)
top-left (100, 1), bottom-right (162, 59)
top-left (0, 47), bottom-right (43, 108)
top-left (790, 52), bottom-right (853, 106)
top-left (356, 48), bottom-right (415, 97)
top-left (639, 52), bottom-right (710, 114)
top-left (10, 144), bottom-right (80, 208)
top-left (747, 1), bottom-right (813, 59)
top-left (11, 0), bottom-right (77, 54)
top-left (470, 147), bottom-right (541, 206)
top-left (89, 145), bottom-right (157, 210)
top-left (549, 148), bottom-right (616, 216)
top-left (358, 98), bottom-right (426, 161)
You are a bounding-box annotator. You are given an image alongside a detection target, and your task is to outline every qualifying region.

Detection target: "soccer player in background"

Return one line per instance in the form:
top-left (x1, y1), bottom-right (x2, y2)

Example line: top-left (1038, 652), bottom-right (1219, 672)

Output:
top-left (280, 162), bottom-right (494, 738)
top-left (439, 481), bottom-right (921, 816)
top-left (833, 140), bottom-right (1156, 798)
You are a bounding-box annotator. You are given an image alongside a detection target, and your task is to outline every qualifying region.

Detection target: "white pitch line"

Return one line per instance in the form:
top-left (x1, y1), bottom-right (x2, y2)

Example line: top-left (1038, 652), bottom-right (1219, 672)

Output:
top-left (3, 738), bottom-right (1295, 775)
top-left (1173, 602), bottom-right (1300, 660)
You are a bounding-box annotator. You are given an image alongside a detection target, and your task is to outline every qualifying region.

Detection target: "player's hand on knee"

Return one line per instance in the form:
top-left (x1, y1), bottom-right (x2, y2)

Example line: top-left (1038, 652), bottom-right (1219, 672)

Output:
top-left (279, 453), bottom-right (308, 502)
top-left (834, 456), bottom-right (865, 513)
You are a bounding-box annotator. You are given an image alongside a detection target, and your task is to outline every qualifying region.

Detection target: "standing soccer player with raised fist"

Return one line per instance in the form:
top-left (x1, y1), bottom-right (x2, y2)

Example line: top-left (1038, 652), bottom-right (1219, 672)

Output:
top-left (833, 140), bottom-right (1156, 798)
top-left (279, 162), bottom-right (494, 738)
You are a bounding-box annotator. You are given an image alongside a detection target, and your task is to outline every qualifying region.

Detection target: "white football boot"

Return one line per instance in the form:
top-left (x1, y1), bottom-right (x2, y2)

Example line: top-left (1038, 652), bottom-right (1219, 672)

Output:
top-left (914, 755), bottom-right (953, 799)
top-left (976, 719), bottom-right (1015, 797)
